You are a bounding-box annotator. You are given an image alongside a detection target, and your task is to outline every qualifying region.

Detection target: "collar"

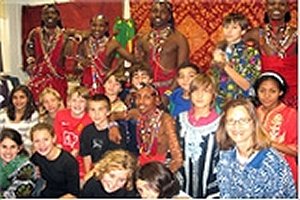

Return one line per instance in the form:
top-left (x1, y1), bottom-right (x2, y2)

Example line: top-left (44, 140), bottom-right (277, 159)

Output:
top-left (231, 148), bottom-right (269, 169)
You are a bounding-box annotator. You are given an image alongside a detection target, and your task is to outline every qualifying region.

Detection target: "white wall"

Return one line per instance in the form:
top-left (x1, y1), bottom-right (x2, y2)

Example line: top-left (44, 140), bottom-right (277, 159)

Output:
top-left (0, 0), bottom-right (129, 84)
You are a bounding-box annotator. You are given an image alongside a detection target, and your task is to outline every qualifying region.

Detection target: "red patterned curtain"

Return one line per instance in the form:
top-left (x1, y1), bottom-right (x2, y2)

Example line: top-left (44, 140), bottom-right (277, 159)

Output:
top-left (130, 0), bottom-right (298, 71)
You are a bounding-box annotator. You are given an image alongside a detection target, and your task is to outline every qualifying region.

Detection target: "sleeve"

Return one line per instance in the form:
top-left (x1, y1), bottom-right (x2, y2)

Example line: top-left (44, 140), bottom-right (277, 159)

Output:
top-left (80, 178), bottom-right (97, 198)
top-left (276, 158), bottom-right (297, 198)
top-left (284, 108), bottom-right (297, 145)
top-left (163, 114), bottom-right (183, 173)
top-left (3, 160), bottom-right (36, 198)
top-left (242, 46), bottom-right (261, 85)
top-left (64, 153), bottom-right (80, 197)
top-left (79, 126), bottom-right (91, 156)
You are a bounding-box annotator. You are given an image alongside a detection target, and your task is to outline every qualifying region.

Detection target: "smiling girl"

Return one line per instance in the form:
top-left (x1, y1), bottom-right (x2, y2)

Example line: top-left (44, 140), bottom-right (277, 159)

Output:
top-left (0, 128), bottom-right (37, 198)
top-left (80, 149), bottom-right (138, 198)
top-left (0, 85), bottom-right (39, 154)
top-left (254, 71), bottom-right (297, 186)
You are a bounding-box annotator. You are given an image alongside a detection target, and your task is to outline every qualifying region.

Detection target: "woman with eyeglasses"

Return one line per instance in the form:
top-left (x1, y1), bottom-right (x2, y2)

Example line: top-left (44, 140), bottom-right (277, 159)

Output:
top-left (215, 98), bottom-right (296, 198)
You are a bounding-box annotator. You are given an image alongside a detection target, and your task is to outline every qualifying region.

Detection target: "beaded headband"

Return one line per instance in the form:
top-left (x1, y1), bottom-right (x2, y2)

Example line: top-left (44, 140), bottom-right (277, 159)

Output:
top-left (259, 72), bottom-right (285, 87)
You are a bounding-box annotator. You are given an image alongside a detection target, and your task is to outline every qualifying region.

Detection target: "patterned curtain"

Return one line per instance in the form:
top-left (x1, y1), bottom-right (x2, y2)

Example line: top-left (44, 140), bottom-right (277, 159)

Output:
top-left (130, 0), bottom-right (297, 71)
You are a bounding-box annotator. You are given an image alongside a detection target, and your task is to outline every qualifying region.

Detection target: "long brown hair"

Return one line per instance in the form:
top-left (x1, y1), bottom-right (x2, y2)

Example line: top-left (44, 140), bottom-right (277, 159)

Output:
top-left (216, 98), bottom-right (270, 151)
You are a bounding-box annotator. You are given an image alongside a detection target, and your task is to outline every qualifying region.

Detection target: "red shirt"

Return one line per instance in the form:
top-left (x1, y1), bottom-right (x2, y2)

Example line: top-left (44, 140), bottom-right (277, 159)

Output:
top-left (54, 108), bottom-right (92, 179)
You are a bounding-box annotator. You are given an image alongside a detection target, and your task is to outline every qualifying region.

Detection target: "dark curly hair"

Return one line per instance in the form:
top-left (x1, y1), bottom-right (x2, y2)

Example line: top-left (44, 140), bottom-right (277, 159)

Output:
top-left (7, 85), bottom-right (37, 121)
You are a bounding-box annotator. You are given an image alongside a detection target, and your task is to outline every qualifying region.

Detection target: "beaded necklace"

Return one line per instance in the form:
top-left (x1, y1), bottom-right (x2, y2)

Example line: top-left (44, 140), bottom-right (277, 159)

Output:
top-left (264, 24), bottom-right (297, 58)
top-left (41, 27), bottom-right (62, 53)
top-left (148, 26), bottom-right (172, 54)
top-left (88, 36), bottom-right (109, 56)
top-left (136, 108), bottom-right (163, 155)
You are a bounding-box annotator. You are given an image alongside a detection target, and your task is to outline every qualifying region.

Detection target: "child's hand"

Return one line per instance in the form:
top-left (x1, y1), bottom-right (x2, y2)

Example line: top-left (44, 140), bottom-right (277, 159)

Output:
top-left (212, 49), bottom-right (227, 64)
top-left (108, 126), bottom-right (122, 144)
top-left (71, 149), bottom-right (79, 157)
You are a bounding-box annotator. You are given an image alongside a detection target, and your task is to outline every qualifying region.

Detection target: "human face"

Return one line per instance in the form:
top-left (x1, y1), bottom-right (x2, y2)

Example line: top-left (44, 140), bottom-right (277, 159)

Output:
top-left (104, 76), bottom-right (122, 96)
top-left (0, 138), bottom-right (21, 164)
top-left (91, 16), bottom-right (108, 39)
top-left (32, 129), bottom-right (56, 158)
top-left (266, 0), bottom-right (289, 21)
top-left (223, 22), bottom-right (244, 45)
top-left (42, 93), bottom-right (61, 115)
top-left (136, 179), bottom-right (159, 199)
top-left (12, 90), bottom-right (28, 112)
top-left (177, 67), bottom-right (198, 92)
top-left (190, 85), bottom-right (214, 110)
top-left (101, 168), bottom-right (129, 193)
top-left (150, 2), bottom-right (171, 29)
top-left (69, 93), bottom-right (87, 118)
top-left (132, 70), bottom-right (152, 90)
top-left (257, 79), bottom-right (282, 110)
top-left (42, 6), bottom-right (60, 28)
top-left (225, 106), bottom-right (254, 148)
top-left (88, 100), bottom-right (109, 126)
top-left (135, 86), bottom-right (157, 114)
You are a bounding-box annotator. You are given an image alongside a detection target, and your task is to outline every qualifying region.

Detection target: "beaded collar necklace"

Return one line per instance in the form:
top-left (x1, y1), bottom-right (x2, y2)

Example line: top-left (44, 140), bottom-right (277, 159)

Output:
top-left (264, 23), bottom-right (296, 58)
top-left (136, 108), bottom-right (163, 155)
top-left (41, 26), bottom-right (62, 53)
top-left (88, 36), bottom-right (109, 56)
top-left (148, 26), bottom-right (172, 54)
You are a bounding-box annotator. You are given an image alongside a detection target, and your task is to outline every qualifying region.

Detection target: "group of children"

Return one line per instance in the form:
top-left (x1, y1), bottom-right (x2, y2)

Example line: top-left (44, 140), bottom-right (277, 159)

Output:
top-left (0, 9), bottom-right (297, 199)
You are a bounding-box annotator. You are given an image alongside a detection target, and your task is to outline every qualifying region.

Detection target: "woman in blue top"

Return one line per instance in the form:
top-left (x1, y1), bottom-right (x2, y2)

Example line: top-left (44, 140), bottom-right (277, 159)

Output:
top-left (215, 98), bottom-right (296, 198)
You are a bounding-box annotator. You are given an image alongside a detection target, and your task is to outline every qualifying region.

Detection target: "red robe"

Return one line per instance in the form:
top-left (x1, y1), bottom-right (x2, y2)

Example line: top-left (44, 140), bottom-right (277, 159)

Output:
top-left (27, 27), bottom-right (68, 103)
top-left (150, 49), bottom-right (176, 95)
top-left (261, 40), bottom-right (298, 109)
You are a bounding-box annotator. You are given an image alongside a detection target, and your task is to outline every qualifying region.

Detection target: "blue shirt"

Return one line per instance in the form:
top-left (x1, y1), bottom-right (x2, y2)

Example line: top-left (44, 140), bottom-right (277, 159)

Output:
top-left (216, 148), bottom-right (296, 198)
top-left (168, 87), bottom-right (191, 117)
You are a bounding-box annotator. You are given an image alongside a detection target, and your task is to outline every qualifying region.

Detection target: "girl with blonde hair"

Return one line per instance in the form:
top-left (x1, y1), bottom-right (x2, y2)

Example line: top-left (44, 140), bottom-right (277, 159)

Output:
top-left (38, 87), bottom-right (64, 125)
top-left (81, 149), bottom-right (138, 198)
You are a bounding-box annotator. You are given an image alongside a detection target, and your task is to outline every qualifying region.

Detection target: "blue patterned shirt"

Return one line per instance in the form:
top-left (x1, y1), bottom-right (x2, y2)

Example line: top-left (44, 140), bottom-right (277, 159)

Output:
top-left (216, 148), bottom-right (297, 198)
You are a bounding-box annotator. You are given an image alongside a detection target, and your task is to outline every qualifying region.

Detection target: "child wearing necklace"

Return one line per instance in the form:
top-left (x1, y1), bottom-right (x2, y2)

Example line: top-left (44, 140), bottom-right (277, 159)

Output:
top-left (209, 12), bottom-right (261, 113)
top-left (176, 74), bottom-right (221, 198)
top-left (131, 83), bottom-right (182, 173)
top-left (216, 98), bottom-right (296, 198)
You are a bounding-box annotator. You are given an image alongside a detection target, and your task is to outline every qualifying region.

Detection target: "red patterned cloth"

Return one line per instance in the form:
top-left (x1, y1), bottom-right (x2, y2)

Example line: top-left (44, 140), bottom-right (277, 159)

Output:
top-left (27, 27), bottom-right (68, 103)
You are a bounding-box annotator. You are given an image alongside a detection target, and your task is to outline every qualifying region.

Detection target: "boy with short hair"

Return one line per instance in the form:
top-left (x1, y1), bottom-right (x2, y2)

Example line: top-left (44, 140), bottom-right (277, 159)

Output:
top-left (54, 86), bottom-right (92, 180)
top-left (209, 12), bottom-right (261, 113)
top-left (165, 62), bottom-right (200, 117)
top-left (79, 94), bottom-right (125, 174)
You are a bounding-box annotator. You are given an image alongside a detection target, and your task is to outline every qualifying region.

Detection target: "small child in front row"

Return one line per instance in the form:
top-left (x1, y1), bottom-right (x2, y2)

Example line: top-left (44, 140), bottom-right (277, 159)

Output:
top-left (79, 94), bottom-right (126, 176)
top-left (177, 73), bottom-right (221, 198)
top-left (30, 123), bottom-right (80, 198)
top-left (209, 12), bottom-right (261, 113)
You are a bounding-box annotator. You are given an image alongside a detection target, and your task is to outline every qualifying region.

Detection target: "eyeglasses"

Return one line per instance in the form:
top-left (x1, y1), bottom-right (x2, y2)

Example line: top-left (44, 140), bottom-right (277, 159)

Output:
top-left (226, 118), bottom-right (252, 126)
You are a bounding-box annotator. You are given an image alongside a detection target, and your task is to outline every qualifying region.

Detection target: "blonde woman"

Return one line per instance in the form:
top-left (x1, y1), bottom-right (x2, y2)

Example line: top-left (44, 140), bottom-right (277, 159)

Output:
top-left (38, 87), bottom-right (64, 125)
top-left (81, 149), bottom-right (138, 198)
